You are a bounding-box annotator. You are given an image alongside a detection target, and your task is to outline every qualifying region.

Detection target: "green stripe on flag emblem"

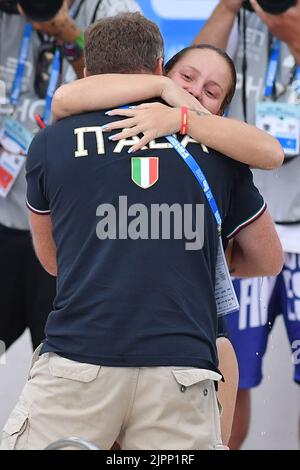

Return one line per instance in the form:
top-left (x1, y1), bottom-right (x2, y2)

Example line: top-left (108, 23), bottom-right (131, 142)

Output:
top-left (132, 158), bottom-right (141, 186)
top-left (131, 157), bottom-right (159, 189)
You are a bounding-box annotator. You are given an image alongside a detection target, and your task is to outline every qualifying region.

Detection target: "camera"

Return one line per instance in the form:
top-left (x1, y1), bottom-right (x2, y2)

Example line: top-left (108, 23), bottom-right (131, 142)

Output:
top-left (243, 0), bottom-right (297, 14)
top-left (0, 0), bottom-right (64, 21)
top-left (0, 0), bottom-right (18, 14)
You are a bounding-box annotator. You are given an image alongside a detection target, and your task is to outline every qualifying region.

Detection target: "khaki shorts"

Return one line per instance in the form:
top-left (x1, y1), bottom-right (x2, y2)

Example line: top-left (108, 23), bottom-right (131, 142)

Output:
top-left (1, 346), bottom-right (225, 450)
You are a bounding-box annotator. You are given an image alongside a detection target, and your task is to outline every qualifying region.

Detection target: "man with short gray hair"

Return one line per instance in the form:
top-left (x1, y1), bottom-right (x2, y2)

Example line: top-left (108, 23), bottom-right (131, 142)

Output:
top-left (0, 0), bottom-right (141, 355)
top-left (2, 12), bottom-right (282, 450)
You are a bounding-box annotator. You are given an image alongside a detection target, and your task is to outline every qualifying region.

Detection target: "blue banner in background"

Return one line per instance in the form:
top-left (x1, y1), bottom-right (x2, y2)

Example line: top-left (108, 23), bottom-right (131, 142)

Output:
top-left (136, 0), bottom-right (218, 61)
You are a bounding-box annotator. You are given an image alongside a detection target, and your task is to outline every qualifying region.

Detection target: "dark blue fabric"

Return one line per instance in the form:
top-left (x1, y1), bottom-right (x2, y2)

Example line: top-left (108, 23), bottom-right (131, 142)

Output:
top-left (26, 106), bottom-right (265, 371)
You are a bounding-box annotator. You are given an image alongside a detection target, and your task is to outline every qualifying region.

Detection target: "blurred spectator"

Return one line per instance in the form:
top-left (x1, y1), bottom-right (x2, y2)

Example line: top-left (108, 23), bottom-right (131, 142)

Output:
top-left (0, 0), bottom-right (141, 352)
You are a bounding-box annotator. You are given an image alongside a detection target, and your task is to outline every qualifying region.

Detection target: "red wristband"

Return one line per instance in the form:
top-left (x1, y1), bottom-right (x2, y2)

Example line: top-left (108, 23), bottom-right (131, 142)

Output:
top-left (180, 107), bottom-right (188, 135)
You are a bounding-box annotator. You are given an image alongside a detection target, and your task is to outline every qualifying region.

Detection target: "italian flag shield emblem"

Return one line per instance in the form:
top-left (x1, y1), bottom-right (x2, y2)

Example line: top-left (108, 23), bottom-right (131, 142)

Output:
top-left (131, 157), bottom-right (159, 189)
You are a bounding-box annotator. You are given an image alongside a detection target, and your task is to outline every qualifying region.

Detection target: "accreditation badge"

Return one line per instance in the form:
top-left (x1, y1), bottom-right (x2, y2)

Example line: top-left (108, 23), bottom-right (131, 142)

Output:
top-left (0, 117), bottom-right (33, 198)
top-left (256, 102), bottom-right (300, 158)
top-left (214, 238), bottom-right (239, 316)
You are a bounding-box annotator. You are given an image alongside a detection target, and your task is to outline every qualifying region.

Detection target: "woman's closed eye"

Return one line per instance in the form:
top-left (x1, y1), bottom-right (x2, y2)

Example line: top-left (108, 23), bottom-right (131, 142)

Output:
top-left (205, 88), bottom-right (220, 99)
top-left (205, 89), bottom-right (215, 98)
top-left (181, 72), bottom-right (192, 82)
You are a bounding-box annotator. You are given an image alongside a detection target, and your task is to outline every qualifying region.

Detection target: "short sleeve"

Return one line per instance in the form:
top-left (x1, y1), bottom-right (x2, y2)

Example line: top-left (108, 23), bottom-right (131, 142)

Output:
top-left (217, 315), bottom-right (229, 339)
top-left (25, 129), bottom-right (50, 214)
top-left (222, 163), bottom-right (267, 239)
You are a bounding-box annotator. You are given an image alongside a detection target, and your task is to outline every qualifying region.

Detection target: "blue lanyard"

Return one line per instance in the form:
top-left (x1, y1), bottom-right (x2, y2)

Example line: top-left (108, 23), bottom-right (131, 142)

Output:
top-left (165, 135), bottom-right (222, 231)
top-left (10, 23), bottom-right (33, 106)
top-left (264, 38), bottom-right (281, 98)
top-left (294, 65), bottom-right (300, 97)
top-left (43, 48), bottom-right (61, 126)
top-left (9, 23), bottom-right (60, 125)
top-left (264, 39), bottom-right (300, 99)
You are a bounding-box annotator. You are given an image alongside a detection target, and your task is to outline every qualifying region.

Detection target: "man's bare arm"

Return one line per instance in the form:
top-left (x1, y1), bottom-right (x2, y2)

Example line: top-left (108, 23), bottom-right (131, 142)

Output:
top-left (29, 213), bottom-right (57, 276)
top-left (228, 210), bottom-right (283, 278)
top-left (193, 0), bottom-right (243, 48)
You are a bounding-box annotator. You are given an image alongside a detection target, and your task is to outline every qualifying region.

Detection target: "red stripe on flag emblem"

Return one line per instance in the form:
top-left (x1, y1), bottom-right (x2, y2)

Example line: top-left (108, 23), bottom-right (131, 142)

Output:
top-left (149, 157), bottom-right (158, 186)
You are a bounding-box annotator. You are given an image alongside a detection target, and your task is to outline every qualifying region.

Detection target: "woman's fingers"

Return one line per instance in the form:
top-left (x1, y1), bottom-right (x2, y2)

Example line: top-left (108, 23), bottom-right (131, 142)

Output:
top-left (100, 104), bottom-right (159, 149)
top-left (105, 107), bottom-right (136, 117)
top-left (101, 117), bottom-right (136, 132)
top-left (104, 102), bottom-right (158, 117)
top-left (107, 125), bottom-right (143, 142)
top-left (134, 102), bottom-right (160, 109)
top-left (128, 133), bottom-right (155, 153)
top-left (105, 127), bottom-right (155, 152)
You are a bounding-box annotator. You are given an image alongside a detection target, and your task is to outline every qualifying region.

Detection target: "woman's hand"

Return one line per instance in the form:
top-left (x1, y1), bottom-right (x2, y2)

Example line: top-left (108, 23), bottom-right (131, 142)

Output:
top-left (102, 102), bottom-right (182, 153)
top-left (160, 77), bottom-right (210, 115)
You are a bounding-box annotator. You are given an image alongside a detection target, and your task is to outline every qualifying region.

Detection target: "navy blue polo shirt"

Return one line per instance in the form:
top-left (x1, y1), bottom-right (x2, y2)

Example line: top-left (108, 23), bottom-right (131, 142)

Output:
top-left (26, 105), bottom-right (266, 372)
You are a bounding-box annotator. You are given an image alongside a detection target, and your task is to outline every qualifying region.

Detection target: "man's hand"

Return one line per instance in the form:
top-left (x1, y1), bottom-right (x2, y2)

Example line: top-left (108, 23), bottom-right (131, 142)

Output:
top-left (221, 0), bottom-right (244, 14)
top-left (250, 0), bottom-right (300, 63)
top-left (18, 0), bottom-right (80, 43)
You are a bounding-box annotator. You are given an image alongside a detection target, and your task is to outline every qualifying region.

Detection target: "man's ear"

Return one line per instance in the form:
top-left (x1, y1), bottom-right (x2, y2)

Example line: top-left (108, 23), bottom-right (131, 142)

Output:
top-left (83, 67), bottom-right (88, 78)
top-left (154, 57), bottom-right (164, 76)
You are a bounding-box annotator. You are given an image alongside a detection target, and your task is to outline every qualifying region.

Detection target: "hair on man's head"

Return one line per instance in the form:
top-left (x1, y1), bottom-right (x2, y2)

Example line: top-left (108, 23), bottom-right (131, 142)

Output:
top-left (84, 12), bottom-right (164, 76)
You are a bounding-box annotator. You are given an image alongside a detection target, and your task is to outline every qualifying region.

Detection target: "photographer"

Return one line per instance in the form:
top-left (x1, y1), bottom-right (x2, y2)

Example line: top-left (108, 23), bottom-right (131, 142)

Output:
top-left (0, 0), bottom-right (141, 354)
top-left (194, 0), bottom-right (300, 449)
